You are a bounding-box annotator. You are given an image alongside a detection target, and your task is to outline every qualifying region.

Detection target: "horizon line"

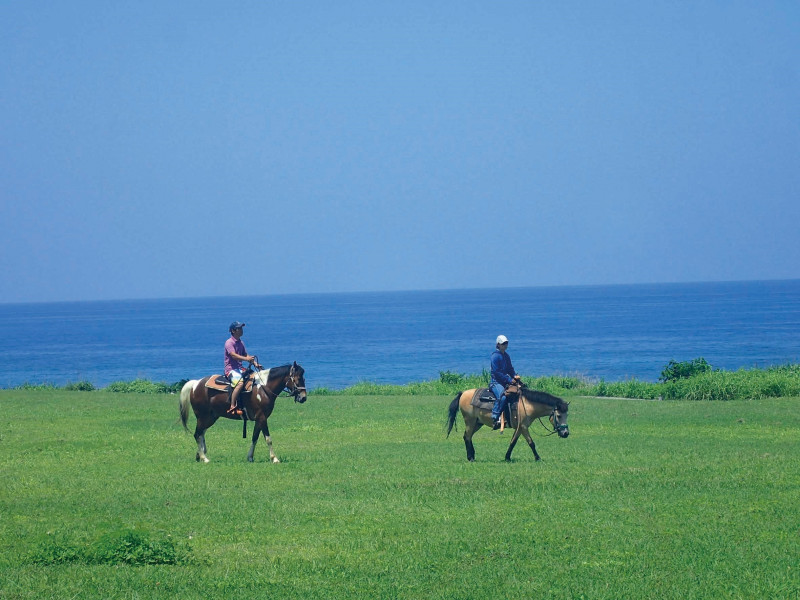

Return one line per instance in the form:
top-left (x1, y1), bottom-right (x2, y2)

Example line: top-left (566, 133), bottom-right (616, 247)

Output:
top-left (2, 277), bottom-right (799, 307)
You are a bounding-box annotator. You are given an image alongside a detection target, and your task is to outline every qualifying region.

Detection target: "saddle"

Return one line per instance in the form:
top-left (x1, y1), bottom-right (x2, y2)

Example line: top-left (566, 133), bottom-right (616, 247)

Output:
top-left (204, 375), bottom-right (256, 393)
top-left (471, 387), bottom-right (518, 428)
top-left (470, 387), bottom-right (497, 410)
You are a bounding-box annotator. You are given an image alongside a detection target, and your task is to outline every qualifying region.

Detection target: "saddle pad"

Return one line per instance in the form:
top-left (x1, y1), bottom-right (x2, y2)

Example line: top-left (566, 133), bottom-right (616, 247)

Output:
top-left (204, 375), bottom-right (254, 392)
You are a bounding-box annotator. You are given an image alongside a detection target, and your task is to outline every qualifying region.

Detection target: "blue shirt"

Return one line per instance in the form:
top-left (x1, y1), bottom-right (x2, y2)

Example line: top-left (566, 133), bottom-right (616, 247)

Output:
top-left (490, 350), bottom-right (516, 386)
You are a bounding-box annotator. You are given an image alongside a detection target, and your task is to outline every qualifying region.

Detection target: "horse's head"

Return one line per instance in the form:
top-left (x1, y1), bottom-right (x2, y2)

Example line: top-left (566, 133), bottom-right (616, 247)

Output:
top-left (550, 402), bottom-right (570, 438)
top-left (288, 361), bottom-right (307, 403)
top-left (251, 363), bottom-right (306, 403)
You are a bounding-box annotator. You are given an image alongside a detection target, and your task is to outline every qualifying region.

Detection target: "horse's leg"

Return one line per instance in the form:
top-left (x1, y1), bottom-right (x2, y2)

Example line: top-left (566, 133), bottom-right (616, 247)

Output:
top-left (247, 418), bottom-right (279, 463)
top-left (457, 393), bottom-right (485, 462)
top-left (519, 426), bottom-right (541, 461)
top-left (463, 418), bottom-right (481, 462)
top-left (504, 426), bottom-right (523, 462)
top-left (504, 405), bottom-right (521, 461)
top-left (194, 411), bottom-right (220, 463)
top-left (194, 419), bottom-right (210, 463)
top-left (261, 420), bottom-right (280, 464)
top-left (247, 421), bottom-right (262, 463)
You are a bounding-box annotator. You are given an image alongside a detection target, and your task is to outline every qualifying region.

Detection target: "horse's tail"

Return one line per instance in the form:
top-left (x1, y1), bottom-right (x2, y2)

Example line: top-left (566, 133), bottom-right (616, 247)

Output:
top-left (179, 380), bottom-right (197, 431)
top-left (446, 392), bottom-right (462, 438)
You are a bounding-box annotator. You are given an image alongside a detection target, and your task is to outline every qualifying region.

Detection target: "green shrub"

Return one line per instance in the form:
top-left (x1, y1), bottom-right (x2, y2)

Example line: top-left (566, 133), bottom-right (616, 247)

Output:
top-left (166, 379), bottom-right (190, 394)
top-left (28, 529), bottom-right (190, 566)
top-left (28, 533), bottom-right (85, 565)
top-left (657, 365), bottom-right (800, 401)
top-left (659, 357), bottom-right (712, 383)
top-left (92, 529), bottom-right (189, 566)
top-left (311, 387), bottom-right (333, 395)
top-left (594, 379), bottom-right (609, 397)
top-left (13, 382), bottom-right (57, 391)
top-left (526, 374), bottom-right (591, 395)
top-left (439, 370), bottom-right (464, 385)
top-left (64, 380), bottom-right (96, 391)
top-left (105, 379), bottom-right (171, 394)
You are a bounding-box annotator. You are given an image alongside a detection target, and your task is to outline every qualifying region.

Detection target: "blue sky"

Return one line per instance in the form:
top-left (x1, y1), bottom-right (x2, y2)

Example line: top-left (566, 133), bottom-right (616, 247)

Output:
top-left (2, 1), bottom-right (798, 303)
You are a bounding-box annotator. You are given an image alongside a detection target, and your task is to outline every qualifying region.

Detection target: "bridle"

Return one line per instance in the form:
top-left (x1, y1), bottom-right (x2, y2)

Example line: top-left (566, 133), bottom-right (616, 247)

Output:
top-left (285, 364), bottom-right (307, 402)
top-left (538, 406), bottom-right (569, 436)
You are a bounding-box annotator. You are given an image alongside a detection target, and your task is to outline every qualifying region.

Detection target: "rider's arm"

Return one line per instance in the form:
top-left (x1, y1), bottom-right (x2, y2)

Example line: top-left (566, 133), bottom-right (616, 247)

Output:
top-left (507, 355), bottom-right (518, 380)
top-left (225, 341), bottom-right (255, 363)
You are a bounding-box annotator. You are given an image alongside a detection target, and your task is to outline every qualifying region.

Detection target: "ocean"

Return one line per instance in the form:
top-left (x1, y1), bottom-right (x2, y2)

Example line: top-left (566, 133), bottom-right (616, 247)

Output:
top-left (2, 280), bottom-right (799, 390)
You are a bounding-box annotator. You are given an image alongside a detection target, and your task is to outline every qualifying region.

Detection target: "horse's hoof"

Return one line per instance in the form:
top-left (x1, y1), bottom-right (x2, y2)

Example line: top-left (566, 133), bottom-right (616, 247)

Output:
top-left (248, 457), bottom-right (254, 463)
top-left (272, 457), bottom-right (281, 464)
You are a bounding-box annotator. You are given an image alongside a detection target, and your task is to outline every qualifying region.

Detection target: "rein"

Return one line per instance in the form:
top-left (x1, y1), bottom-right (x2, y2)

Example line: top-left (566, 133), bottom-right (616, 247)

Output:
top-left (517, 386), bottom-right (565, 437)
top-left (535, 411), bottom-right (560, 436)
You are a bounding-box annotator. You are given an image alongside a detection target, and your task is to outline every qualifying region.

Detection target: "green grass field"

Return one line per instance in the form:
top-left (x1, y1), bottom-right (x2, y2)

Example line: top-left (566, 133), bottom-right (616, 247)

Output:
top-left (1, 389), bottom-right (798, 599)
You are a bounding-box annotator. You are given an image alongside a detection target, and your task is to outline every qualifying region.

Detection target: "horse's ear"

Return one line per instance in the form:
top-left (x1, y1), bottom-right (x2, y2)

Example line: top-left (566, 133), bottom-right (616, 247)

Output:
top-left (293, 361), bottom-right (298, 368)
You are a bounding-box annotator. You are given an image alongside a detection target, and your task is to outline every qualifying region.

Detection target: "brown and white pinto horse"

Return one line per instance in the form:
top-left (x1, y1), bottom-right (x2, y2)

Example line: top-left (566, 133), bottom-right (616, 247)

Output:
top-left (446, 385), bottom-right (569, 462)
top-left (179, 362), bottom-right (306, 463)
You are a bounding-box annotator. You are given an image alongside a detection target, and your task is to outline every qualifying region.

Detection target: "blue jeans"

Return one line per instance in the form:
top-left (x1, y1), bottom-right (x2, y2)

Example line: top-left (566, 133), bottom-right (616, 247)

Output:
top-left (490, 383), bottom-right (506, 421)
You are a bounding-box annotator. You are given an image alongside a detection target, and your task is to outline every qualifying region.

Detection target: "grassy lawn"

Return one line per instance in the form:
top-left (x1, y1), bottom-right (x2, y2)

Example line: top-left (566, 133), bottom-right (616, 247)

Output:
top-left (1, 389), bottom-right (798, 599)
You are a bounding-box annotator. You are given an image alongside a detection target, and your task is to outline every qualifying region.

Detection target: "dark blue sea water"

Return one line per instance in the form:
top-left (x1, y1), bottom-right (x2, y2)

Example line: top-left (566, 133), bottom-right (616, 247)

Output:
top-left (2, 280), bottom-right (799, 390)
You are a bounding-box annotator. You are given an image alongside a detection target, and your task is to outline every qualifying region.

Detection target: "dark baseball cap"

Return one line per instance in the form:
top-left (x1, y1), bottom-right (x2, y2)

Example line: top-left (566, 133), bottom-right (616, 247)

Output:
top-left (229, 321), bottom-right (246, 331)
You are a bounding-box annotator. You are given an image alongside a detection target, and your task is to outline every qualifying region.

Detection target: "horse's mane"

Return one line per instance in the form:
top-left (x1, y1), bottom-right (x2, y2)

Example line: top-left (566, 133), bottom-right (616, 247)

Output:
top-left (263, 363), bottom-right (303, 379)
top-left (520, 388), bottom-right (568, 411)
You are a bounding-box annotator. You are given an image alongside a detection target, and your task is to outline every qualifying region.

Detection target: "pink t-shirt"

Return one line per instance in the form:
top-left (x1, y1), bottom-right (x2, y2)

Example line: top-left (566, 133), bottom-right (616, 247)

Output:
top-left (224, 336), bottom-right (246, 375)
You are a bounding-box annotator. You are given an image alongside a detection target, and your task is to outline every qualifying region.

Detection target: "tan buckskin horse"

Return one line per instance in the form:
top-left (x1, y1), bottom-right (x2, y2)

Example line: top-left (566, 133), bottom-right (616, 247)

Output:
top-left (446, 385), bottom-right (569, 462)
top-left (179, 362), bottom-right (306, 463)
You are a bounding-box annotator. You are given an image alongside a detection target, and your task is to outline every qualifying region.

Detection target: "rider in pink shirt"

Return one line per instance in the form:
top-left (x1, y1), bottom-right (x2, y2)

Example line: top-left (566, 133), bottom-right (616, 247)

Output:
top-left (224, 321), bottom-right (260, 413)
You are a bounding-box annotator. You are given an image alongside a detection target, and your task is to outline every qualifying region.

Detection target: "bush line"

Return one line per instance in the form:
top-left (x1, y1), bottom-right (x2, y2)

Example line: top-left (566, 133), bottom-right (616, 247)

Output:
top-left (10, 363), bottom-right (800, 401)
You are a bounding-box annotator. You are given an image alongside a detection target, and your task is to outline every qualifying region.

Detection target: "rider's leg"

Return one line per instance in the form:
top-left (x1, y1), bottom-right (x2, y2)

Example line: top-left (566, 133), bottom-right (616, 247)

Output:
top-left (229, 381), bottom-right (243, 411)
top-left (490, 383), bottom-right (506, 425)
top-left (228, 370), bottom-right (244, 412)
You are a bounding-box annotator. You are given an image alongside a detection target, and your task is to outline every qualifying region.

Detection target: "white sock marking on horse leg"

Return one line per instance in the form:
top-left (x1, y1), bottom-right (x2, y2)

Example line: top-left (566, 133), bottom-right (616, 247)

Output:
top-left (264, 434), bottom-right (280, 463)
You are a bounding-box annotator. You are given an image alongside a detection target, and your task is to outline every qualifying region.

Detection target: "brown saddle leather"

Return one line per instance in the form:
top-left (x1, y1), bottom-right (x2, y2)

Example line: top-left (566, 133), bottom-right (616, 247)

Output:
top-left (470, 387), bottom-right (496, 409)
top-left (204, 375), bottom-right (255, 393)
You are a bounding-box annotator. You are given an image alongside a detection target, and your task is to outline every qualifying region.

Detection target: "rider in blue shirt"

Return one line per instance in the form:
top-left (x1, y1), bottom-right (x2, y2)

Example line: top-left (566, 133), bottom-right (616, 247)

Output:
top-left (490, 334), bottom-right (521, 429)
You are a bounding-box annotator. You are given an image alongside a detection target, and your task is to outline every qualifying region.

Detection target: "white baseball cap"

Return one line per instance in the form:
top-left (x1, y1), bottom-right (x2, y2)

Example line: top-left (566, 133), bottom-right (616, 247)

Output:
top-left (496, 335), bottom-right (509, 345)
